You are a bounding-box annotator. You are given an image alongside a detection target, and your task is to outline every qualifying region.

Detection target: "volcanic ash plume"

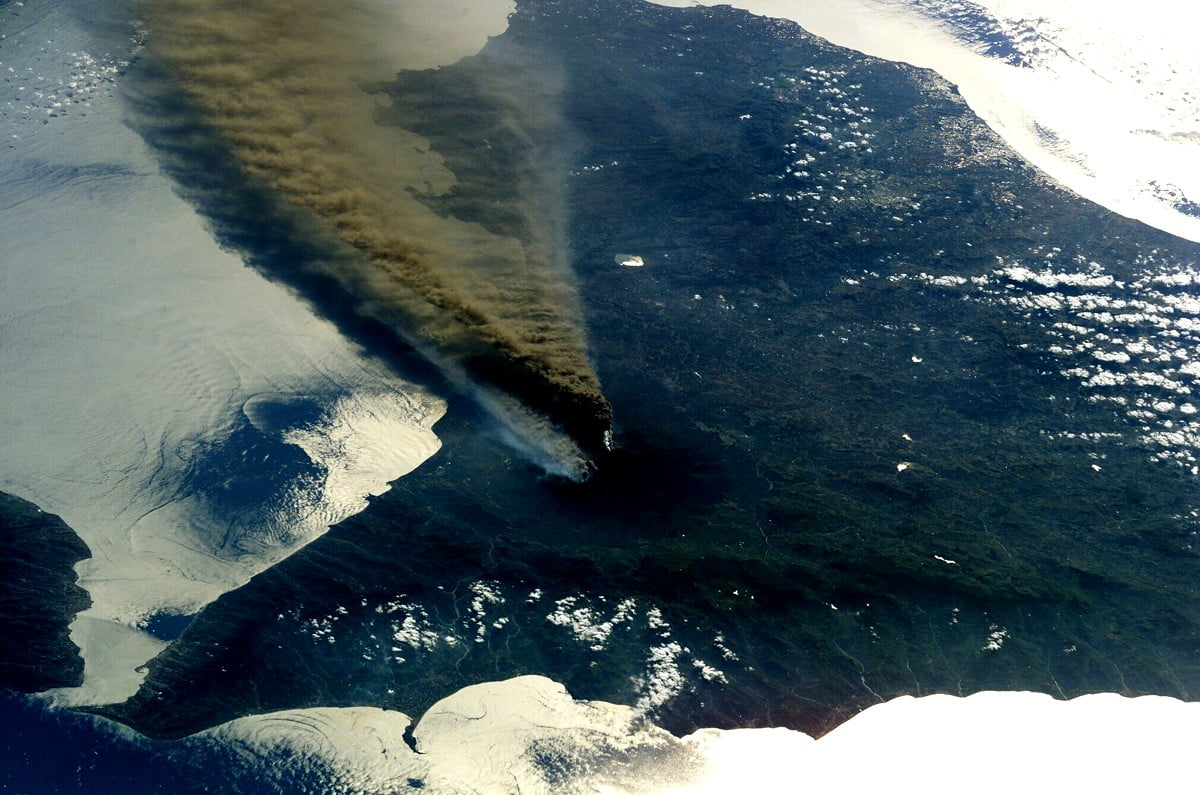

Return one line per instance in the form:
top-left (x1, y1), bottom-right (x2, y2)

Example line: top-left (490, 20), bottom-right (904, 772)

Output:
top-left (140, 0), bottom-right (612, 477)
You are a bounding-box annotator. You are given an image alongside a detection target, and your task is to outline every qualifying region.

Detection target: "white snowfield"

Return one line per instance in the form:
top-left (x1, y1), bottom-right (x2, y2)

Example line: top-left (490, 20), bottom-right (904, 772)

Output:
top-left (195, 675), bottom-right (1199, 794)
top-left (652, 0), bottom-right (1200, 244)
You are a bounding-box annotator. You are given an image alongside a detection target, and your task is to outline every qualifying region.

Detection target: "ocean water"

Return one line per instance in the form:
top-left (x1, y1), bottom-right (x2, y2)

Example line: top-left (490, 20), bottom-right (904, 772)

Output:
top-left (2, 0), bottom-right (1199, 791)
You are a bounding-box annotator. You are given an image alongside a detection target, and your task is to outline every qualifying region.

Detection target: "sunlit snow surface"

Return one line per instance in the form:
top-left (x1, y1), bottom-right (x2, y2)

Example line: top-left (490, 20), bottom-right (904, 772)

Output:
top-left (653, 0), bottom-right (1200, 243)
top-left (0, 1), bottom-right (445, 704)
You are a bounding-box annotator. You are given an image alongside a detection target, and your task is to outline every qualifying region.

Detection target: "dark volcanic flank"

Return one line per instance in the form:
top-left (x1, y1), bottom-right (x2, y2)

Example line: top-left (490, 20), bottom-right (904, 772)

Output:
top-left (140, 0), bottom-right (612, 473)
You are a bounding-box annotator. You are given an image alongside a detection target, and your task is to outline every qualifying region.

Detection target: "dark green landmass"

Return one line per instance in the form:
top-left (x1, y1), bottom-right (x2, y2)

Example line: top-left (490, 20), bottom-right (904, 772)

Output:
top-left (97, 0), bottom-right (1199, 740)
top-left (0, 492), bottom-right (90, 692)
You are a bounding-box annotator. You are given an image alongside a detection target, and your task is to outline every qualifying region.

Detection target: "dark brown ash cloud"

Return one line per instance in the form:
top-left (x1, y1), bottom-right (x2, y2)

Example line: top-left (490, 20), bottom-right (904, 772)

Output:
top-left (139, 0), bottom-right (612, 474)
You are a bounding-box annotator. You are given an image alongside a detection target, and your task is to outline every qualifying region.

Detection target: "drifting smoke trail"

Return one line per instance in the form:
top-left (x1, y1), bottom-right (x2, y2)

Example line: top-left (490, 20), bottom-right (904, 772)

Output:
top-left (137, 0), bottom-right (612, 477)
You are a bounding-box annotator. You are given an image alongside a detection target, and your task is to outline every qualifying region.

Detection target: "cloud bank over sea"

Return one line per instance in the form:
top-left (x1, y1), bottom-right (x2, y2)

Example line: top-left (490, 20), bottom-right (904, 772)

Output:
top-left (0, 0), bottom-right (446, 705)
top-left (652, 0), bottom-right (1200, 244)
top-left (54, 676), bottom-right (1199, 793)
